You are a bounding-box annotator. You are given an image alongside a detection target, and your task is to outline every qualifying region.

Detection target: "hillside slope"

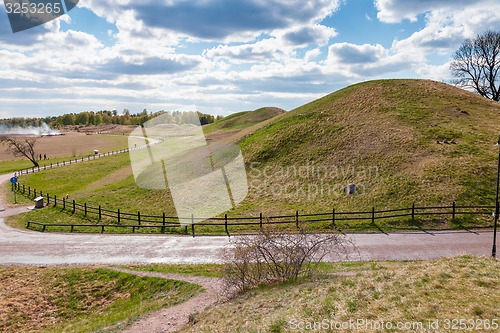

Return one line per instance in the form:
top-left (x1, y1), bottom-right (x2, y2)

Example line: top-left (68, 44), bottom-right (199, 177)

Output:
top-left (204, 107), bottom-right (285, 134)
top-left (237, 79), bottom-right (500, 215)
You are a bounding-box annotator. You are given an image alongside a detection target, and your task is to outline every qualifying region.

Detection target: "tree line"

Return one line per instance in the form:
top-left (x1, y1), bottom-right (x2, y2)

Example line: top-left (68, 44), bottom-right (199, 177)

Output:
top-left (0, 109), bottom-right (222, 128)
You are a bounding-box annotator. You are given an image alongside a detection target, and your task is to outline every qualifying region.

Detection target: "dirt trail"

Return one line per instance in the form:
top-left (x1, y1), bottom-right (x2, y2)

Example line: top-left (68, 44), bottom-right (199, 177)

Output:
top-left (109, 268), bottom-right (228, 333)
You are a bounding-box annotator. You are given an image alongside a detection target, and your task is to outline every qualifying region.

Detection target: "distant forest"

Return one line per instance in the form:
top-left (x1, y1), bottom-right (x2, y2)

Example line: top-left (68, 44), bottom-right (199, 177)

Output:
top-left (0, 109), bottom-right (221, 128)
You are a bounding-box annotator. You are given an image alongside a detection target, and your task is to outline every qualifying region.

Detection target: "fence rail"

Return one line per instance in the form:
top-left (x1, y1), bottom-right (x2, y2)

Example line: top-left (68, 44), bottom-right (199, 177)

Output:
top-left (14, 182), bottom-right (496, 237)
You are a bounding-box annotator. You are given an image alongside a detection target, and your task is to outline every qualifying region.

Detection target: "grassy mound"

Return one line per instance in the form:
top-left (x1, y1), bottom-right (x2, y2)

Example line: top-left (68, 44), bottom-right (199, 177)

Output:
top-left (238, 79), bottom-right (500, 215)
top-left (204, 107), bottom-right (285, 134)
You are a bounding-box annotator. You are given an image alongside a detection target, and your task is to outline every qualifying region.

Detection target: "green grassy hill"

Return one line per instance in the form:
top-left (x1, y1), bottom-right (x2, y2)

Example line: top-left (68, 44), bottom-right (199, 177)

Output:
top-left (204, 107), bottom-right (285, 134)
top-left (237, 79), bottom-right (500, 215)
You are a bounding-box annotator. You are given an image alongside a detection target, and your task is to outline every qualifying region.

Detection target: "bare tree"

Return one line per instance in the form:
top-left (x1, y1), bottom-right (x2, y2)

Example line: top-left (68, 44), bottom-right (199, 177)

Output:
top-left (0, 137), bottom-right (39, 167)
top-left (450, 30), bottom-right (500, 101)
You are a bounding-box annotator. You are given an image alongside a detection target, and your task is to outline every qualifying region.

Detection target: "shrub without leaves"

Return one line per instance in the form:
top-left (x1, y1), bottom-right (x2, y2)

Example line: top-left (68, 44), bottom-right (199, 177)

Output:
top-left (222, 227), bottom-right (353, 293)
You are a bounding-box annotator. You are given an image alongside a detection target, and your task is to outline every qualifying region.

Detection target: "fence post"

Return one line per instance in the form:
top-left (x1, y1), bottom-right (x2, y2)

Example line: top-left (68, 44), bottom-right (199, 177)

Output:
top-left (259, 212), bottom-right (263, 232)
top-left (162, 212), bottom-right (166, 233)
top-left (295, 210), bottom-right (299, 229)
top-left (23, 184), bottom-right (25, 194)
top-left (99, 205), bottom-right (102, 220)
top-left (117, 209), bottom-right (121, 224)
top-left (332, 208), bottom-right (336, 228)
top-left (57, 162), bottom-right (59, 167)
top-left (72, 200), bottom-right (75, 214)
top-left (63, 197), bottom-right (66, 209)
top-left (138, 211), bottom-right (141, 226)
top-left (371, 207), bottom-right (375, 224)
top-left (28, 186), bottom-right (31, 196)
top-left (191, 214), bottom-right (195, 237)
top-left (54, 195), bottom-right (56, 207)
top-left (225, 214), bottom-right (229, 237)
top-left (46, 192), bottom-right (49, 205)
top-left (84, 203), bottom-right (87, 216)
top-left (34, 189), bottom-right (37, 198)
top-left (452, 201), bottom-right (456, 221)
top-left (412, 203), bottom-right (415, 221)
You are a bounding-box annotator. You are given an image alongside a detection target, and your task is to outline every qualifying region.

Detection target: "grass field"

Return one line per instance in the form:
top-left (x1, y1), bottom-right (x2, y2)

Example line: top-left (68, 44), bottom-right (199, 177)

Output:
top-left (0, 133), bottom-right (129, 174)
top-left (179, 255), bottom-right (499, 333)
top-left (0, 266), bottom-right (202, 333)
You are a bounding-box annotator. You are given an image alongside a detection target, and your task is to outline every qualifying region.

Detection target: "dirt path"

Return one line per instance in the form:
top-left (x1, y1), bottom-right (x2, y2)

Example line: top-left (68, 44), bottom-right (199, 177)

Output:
top-left (109, 268), bottom-right (227, 333)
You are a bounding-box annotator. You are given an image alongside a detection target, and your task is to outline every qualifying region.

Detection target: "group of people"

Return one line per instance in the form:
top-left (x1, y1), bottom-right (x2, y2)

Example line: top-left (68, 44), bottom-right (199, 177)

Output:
top-left (39, 153), bottom-right (48, 160)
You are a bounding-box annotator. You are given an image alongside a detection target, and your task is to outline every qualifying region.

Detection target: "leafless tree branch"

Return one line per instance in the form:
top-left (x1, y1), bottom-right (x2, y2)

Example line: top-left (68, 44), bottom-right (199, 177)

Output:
top-left (0, 136), bottom-right (39, 167)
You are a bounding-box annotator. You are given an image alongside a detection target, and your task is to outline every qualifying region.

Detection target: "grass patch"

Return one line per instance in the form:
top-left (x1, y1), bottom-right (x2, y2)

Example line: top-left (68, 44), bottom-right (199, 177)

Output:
top-left (125, 264), bottom-right (224, 278)
top-left (0, 266), bottom-right (203, 333)
top-left (179, 256), bottom-right (499, 333)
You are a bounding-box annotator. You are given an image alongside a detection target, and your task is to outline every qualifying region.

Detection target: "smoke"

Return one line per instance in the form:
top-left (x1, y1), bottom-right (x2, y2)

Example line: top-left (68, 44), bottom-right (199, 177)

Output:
top-left (0, 122), bottom-right (61, 136)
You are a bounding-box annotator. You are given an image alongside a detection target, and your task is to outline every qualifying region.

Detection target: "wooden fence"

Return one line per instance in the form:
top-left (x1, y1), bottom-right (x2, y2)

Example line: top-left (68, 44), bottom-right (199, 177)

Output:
top-left (14, 182), bottom-right (495, 237)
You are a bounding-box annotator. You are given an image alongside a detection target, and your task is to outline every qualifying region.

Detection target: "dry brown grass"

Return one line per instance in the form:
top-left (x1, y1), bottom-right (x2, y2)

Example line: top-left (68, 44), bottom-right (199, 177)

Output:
top-left (0, 266), bottom-right (202, 333)
top-left (0, 267), bottom-right (123, 332)
top-left (181, 256), bottom-right (499, 333)
top-left (0, 132), bottom-right (128, 161)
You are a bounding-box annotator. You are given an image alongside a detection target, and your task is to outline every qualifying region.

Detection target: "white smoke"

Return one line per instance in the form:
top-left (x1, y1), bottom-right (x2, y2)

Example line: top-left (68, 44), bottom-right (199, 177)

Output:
top-left (0, 122), bottom-right (61, 136)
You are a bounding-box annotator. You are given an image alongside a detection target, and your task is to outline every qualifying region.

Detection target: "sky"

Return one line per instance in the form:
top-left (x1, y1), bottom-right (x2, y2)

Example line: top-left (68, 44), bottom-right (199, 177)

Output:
top-left (1, 0), bottom-right (500, 118)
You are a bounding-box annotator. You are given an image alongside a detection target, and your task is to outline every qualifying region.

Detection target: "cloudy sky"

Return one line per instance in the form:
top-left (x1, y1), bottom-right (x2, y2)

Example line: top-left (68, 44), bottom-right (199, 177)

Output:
top-left (1, 0), bottom-right (500, 118)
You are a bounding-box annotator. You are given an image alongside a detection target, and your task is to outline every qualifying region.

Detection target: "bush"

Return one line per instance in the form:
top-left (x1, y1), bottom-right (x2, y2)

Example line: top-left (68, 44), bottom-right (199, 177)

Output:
top-left (222, 227), bottom-right (353, 293)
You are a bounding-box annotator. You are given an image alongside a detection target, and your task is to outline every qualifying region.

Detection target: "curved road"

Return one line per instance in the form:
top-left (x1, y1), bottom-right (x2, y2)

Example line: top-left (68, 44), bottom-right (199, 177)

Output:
top-left (0, 173), bottom-right (496, 265)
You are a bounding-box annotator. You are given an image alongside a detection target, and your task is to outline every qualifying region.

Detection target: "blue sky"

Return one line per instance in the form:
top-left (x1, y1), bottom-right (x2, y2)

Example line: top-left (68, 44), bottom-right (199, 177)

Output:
top-left (0, 0), bottom-right (500, 118)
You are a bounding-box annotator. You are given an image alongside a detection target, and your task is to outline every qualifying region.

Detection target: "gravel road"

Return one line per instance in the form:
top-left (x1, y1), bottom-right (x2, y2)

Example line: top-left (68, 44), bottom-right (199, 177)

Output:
top-left (0, 211), bottom-right (494, 265)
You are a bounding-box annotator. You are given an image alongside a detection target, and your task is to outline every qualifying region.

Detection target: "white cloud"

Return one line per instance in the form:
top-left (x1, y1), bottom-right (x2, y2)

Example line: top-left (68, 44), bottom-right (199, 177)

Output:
top-left (82, 0), bottom-right (340, 42)
top-left (328, 43), bottom-right (387, 64)
top-left (203, 38), bottom-right (288, 63)
top-left (281, 24), bottom-right (337, 46)
top-left (375, 0), bottom-right (473, 23)
top-left (325, 42), bottom-right (422, 79)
